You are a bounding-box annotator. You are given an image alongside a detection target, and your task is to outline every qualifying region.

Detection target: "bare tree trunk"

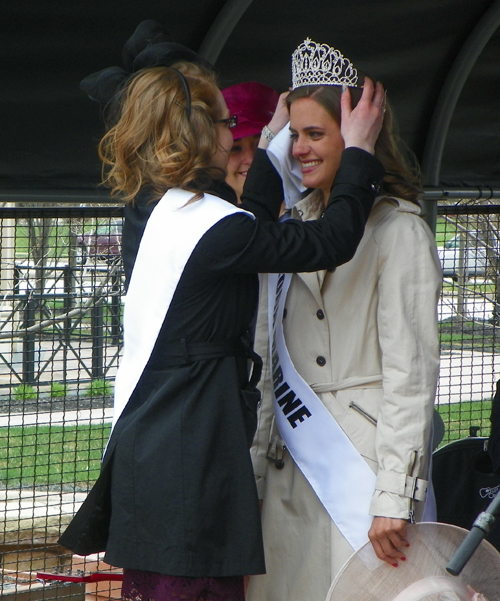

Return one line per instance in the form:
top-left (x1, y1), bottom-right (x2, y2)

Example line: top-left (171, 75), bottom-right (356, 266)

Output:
top-left (27, 217), bottom-right (54, 295)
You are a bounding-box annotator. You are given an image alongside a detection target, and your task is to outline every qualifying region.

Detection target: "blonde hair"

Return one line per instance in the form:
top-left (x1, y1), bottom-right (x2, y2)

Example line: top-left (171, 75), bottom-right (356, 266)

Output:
top-left (287, 85), bottom-right (421, 205)
top-left (99, 62), bottom-right (224, 203)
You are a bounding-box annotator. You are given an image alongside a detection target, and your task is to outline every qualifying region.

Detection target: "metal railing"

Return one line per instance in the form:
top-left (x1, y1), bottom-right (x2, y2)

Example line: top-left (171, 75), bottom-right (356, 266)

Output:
top-left (0, 198), bottom-right (499, 598)
top-left (0, 203), bottom-right (125, 600)
top-left (0, 205), bottom-right (124, 392)
top-left (436, 201), bottom-right (500, 444)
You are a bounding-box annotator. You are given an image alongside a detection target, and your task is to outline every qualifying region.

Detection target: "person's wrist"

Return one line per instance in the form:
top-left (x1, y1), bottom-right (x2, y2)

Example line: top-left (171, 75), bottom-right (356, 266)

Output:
top-left (261, 125), bottom-right (275, 142)
top-left (344, 141), bottom-right (375, 155)
top-left (259, 124), bottom-right (277, 149)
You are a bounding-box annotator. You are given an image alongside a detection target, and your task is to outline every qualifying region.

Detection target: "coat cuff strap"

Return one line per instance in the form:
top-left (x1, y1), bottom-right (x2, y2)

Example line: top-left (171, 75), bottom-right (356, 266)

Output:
top-left (375, 470), bottom-right (428, 502)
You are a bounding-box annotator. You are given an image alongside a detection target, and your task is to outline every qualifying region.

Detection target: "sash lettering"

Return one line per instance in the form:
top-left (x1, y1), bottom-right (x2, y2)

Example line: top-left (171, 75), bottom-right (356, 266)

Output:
top-left (267, 272), bottom-right (376, 552)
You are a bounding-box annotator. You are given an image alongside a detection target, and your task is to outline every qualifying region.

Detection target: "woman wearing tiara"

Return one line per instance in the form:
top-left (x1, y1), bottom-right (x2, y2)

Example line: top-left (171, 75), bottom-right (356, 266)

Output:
top-left (58, 22), bottom-right (387, 601)
top-left (247, 39), bottom-right (441, 601)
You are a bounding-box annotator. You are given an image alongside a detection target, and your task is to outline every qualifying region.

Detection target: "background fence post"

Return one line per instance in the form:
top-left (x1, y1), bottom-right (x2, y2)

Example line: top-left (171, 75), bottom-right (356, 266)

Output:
top-left (91, 300), bottom-right (104, 379)
top-left (62, 265), bottom-right (73, 382)
top-left (110, 271), bottom-right (121, 346)
top-left (22, 296), bottom-right (36, 385)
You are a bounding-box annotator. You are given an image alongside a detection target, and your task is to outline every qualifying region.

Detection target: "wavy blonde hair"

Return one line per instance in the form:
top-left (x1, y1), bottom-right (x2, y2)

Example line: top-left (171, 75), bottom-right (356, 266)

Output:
top-left (99, 62), bottom-right (224, 203)
top-left (287, 85), bottom-right (421, 206)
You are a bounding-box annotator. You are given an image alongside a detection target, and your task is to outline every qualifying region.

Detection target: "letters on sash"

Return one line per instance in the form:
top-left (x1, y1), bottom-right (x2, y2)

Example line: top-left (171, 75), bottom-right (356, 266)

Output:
top-left (268, 272), bottom-right (377, 551)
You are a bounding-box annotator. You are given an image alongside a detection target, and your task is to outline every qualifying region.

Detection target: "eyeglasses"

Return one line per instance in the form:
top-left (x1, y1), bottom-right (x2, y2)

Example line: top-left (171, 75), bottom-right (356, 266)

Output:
top-left (214, 115), bottom-right (238, 129)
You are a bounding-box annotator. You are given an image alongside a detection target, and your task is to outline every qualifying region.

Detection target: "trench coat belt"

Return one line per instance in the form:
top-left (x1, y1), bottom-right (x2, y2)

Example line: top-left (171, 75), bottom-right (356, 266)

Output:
top-left (310, 375), bottom-right (430, 501)
top-left (268, 374), bottom-right (383, 454)
top-left (310, 374), bottom-right (383, 395)
top-left (148, 336), bottom-right (248, 369)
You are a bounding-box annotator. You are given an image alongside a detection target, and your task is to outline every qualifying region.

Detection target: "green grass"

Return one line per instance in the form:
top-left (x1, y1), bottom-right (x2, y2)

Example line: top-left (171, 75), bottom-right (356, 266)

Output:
top-left (441, 281), bottom-right (496, 294)
top-left (439, 320), bottom-right (500, 352)
top-left (439, 322), bottom-right (477, 347)
top-left (14, 220), bottom-right (116, 260)
top-left (435, 218), bottom-right (457, 247)
top-left (0, 424), bottom-right (111, 488)
top-left (436, 399), bottom-right (492, 446)
top-left (0, 404), bottom-right (491, 487)
top-left (15, 223), bottom-right (72, 260)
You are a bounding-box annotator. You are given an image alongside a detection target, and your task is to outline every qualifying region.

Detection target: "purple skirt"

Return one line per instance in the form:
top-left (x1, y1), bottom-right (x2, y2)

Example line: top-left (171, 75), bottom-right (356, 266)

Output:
top-left (121, 569), bottom-right (245, 601)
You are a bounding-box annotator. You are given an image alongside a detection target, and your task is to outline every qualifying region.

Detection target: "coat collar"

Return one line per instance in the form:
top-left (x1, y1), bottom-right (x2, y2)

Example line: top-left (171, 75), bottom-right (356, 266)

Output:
top-left (290, 192), bottom-right (421, 302)
top-left (377, 194), bottom-right (421, 215)
top-left (291, 190), bottom-right (328, 303)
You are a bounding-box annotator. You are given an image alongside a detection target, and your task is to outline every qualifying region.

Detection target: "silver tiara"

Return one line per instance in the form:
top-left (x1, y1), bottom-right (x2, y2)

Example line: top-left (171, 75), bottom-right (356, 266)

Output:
top-left (291, 38), bottom-right (359, 89)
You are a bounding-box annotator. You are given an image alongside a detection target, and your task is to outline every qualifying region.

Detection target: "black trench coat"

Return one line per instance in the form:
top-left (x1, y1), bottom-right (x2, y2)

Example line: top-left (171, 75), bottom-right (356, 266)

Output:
top-left (59, 148), bottom-right (384, 577)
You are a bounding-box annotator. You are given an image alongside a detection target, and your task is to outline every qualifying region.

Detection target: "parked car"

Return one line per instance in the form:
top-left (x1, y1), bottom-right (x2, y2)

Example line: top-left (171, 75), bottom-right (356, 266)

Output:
top-left (437, 232), bottom-right (489, 279)
top-left (76, 222), bottom-right (122, 264)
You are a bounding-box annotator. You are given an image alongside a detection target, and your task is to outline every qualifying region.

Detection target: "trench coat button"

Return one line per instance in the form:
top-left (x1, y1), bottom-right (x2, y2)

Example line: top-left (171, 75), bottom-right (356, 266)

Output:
top-left (316, 356), bottom-right (326, 366)
top-left (283, 308), bottom-right (287, 318)
top-left (316, 309), bottom-right (325, 320)
top-left (370, 181), bottom-right (382, 194)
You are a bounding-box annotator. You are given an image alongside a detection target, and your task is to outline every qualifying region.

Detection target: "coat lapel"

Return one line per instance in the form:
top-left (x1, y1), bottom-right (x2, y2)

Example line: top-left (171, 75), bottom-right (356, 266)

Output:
top-left (292, 195), bottom-right (420, 311)
top-left (295, 270), bottom-right (326, 308)
top-left (292, 192), bottom-right (328, 309)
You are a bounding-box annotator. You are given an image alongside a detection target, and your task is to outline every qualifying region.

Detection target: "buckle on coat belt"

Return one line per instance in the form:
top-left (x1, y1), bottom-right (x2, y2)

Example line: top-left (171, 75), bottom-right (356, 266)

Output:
top-left (266, 435), bottom-right (285, 469)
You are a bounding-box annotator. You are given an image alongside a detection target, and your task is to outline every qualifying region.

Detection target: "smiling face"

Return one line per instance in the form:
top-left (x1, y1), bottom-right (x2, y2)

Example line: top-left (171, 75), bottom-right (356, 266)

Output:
top-left (225, 134), bottom-right (260, 201)
top-left (289, 96), bottom-right (345, 201)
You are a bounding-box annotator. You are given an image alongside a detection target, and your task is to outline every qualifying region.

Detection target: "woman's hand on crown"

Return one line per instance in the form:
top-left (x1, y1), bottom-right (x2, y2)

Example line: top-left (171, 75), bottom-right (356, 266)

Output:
top-left (259, 91), bottom-right (290, 149)
top-left (341, 77), bottom-right (385, 155)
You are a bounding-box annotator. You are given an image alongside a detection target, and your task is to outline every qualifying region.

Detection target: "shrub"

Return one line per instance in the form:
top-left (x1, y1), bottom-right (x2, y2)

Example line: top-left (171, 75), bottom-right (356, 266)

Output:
top-left (14, 384), bottom-right (37, 401)
top-left (50, 382), bottom-right (68, 398)
top-left (84, 379), bottom-right (113, 398)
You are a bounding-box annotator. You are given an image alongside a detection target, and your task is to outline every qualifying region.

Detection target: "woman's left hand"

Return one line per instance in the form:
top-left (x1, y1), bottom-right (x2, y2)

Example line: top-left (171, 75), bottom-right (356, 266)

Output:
top-left (466, 585), bottom-right (489, 601)
top-left (341, 77), bottom-right (385, 154)
top-left (368, 516), bottom-right (409, 567)
top-left (258, 91), bottom-right (290, 149)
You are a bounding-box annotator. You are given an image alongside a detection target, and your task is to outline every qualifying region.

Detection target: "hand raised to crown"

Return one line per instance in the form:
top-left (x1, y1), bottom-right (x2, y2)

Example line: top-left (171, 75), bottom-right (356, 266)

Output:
top-left (341, 77), bottom-right (385, 155)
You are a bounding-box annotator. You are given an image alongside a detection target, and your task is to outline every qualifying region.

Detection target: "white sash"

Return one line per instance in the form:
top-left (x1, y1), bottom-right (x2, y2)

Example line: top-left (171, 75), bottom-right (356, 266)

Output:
top-left (112, 188), bottom-right (253, 429)
top-left (268, 272), bottom-right (376, 551)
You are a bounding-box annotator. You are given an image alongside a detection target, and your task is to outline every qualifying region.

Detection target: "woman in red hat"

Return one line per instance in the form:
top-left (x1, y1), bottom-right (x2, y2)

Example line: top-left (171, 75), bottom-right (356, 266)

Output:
top-left (222, 82), bottom-right (279, 201)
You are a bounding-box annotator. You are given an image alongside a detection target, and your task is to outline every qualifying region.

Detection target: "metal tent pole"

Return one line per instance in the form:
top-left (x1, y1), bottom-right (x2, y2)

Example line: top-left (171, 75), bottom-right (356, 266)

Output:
top-left (420, 0), bottom-right (500, 233)
top-left (198, 0), bottom-right (254, 64)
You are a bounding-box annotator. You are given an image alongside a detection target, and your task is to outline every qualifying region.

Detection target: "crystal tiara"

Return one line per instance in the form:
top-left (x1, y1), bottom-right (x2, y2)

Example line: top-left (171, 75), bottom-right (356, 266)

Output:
top-left (291, 38), bottom-right (359, 89)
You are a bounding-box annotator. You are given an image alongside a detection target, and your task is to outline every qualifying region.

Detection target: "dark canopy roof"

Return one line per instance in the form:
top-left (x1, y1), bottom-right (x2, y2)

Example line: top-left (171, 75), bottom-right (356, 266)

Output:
top-left (1, 0), bottom-right (500, 200)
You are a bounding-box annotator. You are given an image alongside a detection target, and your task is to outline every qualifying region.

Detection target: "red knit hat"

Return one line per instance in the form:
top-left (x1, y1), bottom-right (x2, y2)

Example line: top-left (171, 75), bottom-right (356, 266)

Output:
top-left (222, 81), bottom-right (279, 140)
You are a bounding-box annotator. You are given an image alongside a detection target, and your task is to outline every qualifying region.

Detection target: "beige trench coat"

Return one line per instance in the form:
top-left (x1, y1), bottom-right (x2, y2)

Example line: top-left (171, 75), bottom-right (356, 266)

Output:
top-left (247, 194), bottom-right (442, 601)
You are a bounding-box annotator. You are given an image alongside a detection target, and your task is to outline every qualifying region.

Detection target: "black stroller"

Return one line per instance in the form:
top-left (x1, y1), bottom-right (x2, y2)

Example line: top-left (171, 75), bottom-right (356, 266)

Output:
top-left (432, 380), bottom-right (500, 552)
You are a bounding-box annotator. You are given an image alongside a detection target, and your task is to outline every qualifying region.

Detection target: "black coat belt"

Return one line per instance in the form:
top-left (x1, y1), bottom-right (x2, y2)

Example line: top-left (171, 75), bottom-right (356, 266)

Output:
top-left (147, 335), bottom-right (263, 390)
top-left (148, 337), bottom-right (247, 368)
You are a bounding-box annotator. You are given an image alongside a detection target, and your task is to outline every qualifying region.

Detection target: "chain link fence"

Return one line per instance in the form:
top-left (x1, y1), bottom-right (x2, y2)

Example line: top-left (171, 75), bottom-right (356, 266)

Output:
top-left (1, 200), bottom-right (499, 598)
top-left (436, 202), bottom-right (500, 444)
top-left (0, 204), bottom-right (124, 600)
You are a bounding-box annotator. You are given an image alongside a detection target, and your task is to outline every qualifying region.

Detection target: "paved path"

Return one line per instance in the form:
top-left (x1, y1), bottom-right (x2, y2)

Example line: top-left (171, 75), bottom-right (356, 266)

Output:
top-left (0, 487), bottom-right (87, 526)
top-left (0, 407), bottom-right (113, 427)
top-left (438, 350), bottom-right (500, 404)
top-left (439, 295), bottom-right (494, 321)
